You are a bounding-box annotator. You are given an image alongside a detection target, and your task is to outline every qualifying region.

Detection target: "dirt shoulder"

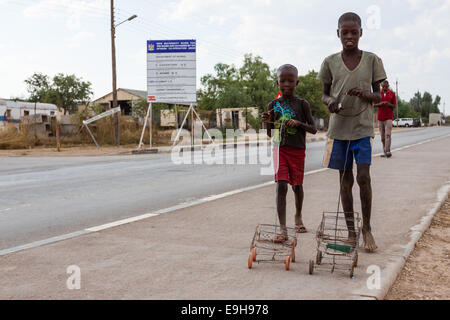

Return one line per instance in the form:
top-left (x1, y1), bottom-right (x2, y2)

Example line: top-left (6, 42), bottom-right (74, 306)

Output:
top-left (385, 197), bottom-right (450, 300)
top-left (0, 127), bottom-right (419, 157)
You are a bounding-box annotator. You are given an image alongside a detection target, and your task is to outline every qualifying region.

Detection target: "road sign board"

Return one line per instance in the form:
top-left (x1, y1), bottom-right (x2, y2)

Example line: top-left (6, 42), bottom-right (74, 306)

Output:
top-left (147, 40), bottom-right (196, 104)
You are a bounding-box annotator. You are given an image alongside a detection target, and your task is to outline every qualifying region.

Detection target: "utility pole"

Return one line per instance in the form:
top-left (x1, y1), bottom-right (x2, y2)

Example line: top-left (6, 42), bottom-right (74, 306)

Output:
top-left (110, 0), bottom-right (120, 147)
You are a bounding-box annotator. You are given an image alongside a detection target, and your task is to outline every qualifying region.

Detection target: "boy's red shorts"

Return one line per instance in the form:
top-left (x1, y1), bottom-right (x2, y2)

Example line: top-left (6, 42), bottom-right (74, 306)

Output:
top-left (273, 145), bottom-right (306, 186)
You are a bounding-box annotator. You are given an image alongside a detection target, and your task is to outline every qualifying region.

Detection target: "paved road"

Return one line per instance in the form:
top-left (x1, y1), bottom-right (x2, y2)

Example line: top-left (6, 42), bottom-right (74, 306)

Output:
top-left (0, 127), bottom-right (449, 250)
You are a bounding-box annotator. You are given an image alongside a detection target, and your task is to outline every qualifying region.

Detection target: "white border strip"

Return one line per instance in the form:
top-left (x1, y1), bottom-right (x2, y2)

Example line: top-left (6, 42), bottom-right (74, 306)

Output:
top-left (1, 134), bottom-right (449, 257)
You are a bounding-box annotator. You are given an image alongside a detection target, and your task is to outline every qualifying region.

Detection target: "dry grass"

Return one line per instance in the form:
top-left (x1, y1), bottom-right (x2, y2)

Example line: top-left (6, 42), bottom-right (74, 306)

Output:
top-left (0, 117), bottom-right (173, 150)
top-left (0, 124), bottom-right (31, 149)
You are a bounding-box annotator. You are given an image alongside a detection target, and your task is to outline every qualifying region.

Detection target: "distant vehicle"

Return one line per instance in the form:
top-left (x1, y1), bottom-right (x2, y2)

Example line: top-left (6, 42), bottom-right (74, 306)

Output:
top-left (412, 118), bottom-right (424, 127)
top-left (393, 118), bottom-right (414, 127)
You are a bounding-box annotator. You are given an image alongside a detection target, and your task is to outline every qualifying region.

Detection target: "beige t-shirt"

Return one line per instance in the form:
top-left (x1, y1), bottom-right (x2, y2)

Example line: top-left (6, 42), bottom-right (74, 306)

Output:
top-left (318, 51), bottom-right (387, 140)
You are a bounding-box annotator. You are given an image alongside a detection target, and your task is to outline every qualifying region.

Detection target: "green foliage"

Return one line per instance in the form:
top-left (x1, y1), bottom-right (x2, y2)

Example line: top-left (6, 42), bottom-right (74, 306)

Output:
top-left (24, 73), bottom-right (51, 102)
top-left (90, 103), bottom-right (105, 115)
top-left (295, 71), bottom-right (329, 119)
top-left (198, 55), bottom-right (329, 118)
top-left (24, 73), bottom-right (93, 115)
top-left (131, 99), bottom-right (169, 119)
top-left (410, 91), bottom-right (441, 118)
top-left (239, 54), bottom-right (277, 112)
top-left (198, 54), bottom-right (276, 113)
top-left (245, 109), bottom-right (261, 130)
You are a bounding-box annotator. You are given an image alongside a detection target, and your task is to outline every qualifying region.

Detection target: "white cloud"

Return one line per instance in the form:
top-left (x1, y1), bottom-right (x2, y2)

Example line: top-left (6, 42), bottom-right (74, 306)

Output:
top-left (66, 31), bottom-right (95, 48)
top-left (23, 0), bottom-right (108, 19)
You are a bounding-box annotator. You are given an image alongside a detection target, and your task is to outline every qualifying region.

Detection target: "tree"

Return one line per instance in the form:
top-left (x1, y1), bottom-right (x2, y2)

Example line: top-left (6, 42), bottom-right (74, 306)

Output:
top-left (24, 73), bottom-right (93, 115)
top-left (409, 90), bottom-right (441, 119)
top-left (238, 54), bottom-right (277, 112)
top-left (51, 74), bottom-right (93, 115)
top-left (24, 73), bottom-right (51, 102)
top-left (295, 70), bottom-right (329, 119)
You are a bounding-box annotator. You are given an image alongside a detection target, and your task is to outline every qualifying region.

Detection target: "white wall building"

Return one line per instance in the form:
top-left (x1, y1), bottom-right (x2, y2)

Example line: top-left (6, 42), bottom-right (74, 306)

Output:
top-left (0, 99), bottom-right (58, 129)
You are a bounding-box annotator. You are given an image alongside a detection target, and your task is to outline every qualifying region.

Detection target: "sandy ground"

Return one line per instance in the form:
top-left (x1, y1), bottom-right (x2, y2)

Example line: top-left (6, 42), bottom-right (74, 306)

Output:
top-left (0, 127), bottom-right (417, 157)
top-left (385, 197), bottom-right (450, 300)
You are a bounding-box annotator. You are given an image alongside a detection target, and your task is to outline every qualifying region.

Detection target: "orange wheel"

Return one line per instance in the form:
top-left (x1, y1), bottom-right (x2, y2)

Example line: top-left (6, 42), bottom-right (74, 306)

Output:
top-left (252, 247), bottom-right (257, 262)
top-left (291, 248), bottom-right (296, 263)
top-left (285, 256), bottom-right (290, 271)
top-left (248, 254), bottom-right (253, 269)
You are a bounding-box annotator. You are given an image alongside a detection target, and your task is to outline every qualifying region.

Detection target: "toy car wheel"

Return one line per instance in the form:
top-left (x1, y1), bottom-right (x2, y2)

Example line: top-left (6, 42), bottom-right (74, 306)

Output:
top-left (309, 260), bottom-right (314, 275)
top-left (291, 248), bottom-right (296, 263)
top-left (252, 247), bottom-right (257, 262)
top-left (316, 251), bottom-right (322, 265)
top-left (248, 254), bottom-right (253, 269)
top-left (285, 256), bottom-right (290, 271)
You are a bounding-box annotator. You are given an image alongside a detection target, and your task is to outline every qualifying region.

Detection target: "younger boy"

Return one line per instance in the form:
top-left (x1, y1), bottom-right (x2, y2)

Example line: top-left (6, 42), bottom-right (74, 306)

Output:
top-left (262, 64), bottom-right (317, 240)
top-left (318, 12), bottom-right (387, 252)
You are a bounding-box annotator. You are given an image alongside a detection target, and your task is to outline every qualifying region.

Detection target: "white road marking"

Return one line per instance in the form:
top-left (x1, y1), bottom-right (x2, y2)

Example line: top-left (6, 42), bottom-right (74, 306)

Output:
top-left (1, 133), bottom-right (449, 257)
top-left (85, 214), bottom-right (160, 232)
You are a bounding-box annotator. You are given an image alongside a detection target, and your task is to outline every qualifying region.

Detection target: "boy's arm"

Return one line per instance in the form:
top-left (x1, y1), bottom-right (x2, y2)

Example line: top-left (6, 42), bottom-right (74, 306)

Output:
top-left (285, 101), bottom-right (317, 134)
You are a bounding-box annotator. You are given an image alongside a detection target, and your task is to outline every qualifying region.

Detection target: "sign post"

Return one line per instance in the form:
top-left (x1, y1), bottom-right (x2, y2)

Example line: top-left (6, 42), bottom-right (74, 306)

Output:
top-left (137, 39), bottom-right (213, 152)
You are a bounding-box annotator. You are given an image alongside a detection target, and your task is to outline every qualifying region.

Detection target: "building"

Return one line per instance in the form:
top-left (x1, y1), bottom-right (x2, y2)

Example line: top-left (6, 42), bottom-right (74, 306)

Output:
top-left (91, 88), bottom-right (147, 115)
top-left (0, 99), bottom-right (57, 131)
top-left (429, 113), bottom-right (444, 126)
top-left (216, 107), bottom-right (259, 130)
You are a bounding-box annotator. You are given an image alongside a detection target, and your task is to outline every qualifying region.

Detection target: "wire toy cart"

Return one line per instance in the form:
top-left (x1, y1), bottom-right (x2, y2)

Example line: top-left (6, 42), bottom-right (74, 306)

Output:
top-left (248, 224), bottom-right (298, 271)
top-left (309, 211), bottom-right (361, 278)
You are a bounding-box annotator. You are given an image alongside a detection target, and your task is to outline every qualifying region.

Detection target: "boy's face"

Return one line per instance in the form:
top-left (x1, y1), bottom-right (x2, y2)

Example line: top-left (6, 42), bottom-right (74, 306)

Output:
top-left (382, 82), bottom-right (389, 92)
top-left (337, 21), bottom-right (362, 50)
top-left (277, 69), bottom-right (299, 97)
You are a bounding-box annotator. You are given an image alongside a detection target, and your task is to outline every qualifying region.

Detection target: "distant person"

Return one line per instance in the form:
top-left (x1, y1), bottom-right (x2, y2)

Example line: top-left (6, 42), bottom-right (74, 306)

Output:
top-left (318, 12), bottom-right (387, 252)
top-left (262, 64), bottom-right (317, 240)
top-left (374, 80), bottom-right (397, 158)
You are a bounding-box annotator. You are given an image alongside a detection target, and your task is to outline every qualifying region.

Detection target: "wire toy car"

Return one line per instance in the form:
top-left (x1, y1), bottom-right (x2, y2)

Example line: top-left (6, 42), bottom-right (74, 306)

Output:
top-left (248, 224), bottom-right (298, 271)
top-left (309, 211), bottom-right (361, 278)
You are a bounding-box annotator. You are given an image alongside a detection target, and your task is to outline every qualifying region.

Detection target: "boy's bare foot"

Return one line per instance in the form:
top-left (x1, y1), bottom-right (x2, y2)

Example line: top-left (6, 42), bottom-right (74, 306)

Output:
top-left (362, 230), bottom-right (378, 252)
top-left (346, 230), bottom-right (357, 246)
top-left (295, 224), bottom-right (307, 233)
top-left (272, 233), bottom-right (288, 243)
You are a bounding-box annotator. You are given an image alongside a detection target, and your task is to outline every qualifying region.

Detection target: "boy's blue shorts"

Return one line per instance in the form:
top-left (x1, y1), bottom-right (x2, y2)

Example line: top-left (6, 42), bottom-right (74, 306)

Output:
top-left (323, 137), bottom-right (373, 171)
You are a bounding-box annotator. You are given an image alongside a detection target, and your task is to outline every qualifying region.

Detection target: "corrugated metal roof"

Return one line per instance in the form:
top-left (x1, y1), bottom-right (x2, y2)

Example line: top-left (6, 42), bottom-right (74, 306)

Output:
top-left (121, 88), bottom-right (147, 99)
top-left (0, 99), bottom-right (57, 110)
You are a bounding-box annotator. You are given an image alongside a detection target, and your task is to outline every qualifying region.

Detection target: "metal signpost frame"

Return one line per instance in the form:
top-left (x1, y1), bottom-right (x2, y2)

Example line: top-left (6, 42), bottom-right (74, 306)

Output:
top-left (82, 107), bottom-right (121, 149)
top-left (138, 39), bottom-right (212, 151)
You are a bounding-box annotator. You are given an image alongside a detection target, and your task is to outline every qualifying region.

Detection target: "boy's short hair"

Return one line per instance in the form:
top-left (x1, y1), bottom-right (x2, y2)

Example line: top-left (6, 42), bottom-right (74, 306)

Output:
top-left (277, 64), bottom-right (298, 78)
top-left (338, 12), bottom-right (362, 28)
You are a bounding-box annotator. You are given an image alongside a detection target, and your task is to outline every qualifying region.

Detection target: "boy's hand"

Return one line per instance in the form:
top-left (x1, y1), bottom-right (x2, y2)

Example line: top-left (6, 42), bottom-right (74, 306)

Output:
top-left (346, 87), bottom-right (370, 100)
top-left (285, 119), bottom-right (301, 128)
top-left (327, 97), bottom-right (342, 113)
top-left (261, 112), bottom-right (271, 123)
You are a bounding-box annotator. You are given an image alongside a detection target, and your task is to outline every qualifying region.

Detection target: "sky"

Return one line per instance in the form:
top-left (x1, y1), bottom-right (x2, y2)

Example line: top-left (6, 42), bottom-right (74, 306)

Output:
top-left (0, 0), bottom-right (449, 114)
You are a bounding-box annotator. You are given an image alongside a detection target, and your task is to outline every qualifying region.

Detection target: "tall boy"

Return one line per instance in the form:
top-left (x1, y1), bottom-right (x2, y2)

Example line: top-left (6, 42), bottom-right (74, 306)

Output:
top-left (318, 12), bottom-right (387, 252)
top-left (262, 64), bottom-right (317, 240)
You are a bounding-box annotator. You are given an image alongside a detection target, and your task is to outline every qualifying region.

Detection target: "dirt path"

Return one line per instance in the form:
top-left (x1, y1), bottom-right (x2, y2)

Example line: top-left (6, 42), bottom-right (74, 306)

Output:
top-left (385, 197), bottom-right (450, 300)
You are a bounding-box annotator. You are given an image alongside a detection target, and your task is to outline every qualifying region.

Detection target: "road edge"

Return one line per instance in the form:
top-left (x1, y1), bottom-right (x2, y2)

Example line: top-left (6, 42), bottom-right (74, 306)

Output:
top-left (352, 181), bottom-right (450, 300)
